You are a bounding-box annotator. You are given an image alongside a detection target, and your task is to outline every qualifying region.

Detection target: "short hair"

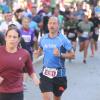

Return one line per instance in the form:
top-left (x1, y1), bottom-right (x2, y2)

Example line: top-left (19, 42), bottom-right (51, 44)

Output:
top-left (15, 8), bottom-right (23, 13)
top-left (22, 16), bottom-right (30, 21)
top-left (5, 28), bottom-right (21, 38)
top-left (8, 24), bottom-right (17, 30)
top-left (49, 16), bottom-right (59, 23)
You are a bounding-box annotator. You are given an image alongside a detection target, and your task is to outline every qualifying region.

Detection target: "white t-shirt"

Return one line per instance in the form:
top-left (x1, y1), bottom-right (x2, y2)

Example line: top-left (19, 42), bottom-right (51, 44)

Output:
top-left (0, 21), bottom-right (22, 34)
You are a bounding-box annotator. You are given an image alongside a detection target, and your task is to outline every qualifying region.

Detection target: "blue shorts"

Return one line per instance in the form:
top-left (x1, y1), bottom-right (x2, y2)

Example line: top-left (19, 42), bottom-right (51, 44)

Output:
top-left (79, 37), bottom-right (89, 42)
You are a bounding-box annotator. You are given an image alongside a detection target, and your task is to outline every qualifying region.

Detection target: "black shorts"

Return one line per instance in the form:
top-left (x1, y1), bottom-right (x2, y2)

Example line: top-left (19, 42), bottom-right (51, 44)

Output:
top-left (0, 92), bottom-right (23, 100)
top-left (92, 34), bottom-right (99, 42)
top-left (39, 73), bottom-right (67, 97)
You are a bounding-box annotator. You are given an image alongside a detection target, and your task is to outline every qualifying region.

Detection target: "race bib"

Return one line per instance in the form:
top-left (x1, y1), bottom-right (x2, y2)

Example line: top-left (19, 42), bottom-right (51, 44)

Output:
top-left (82, 31), bottom-right (89, 38)
top-left (43, 68), bottom-right (58, 79)
top-left (68, 32), bottom-right (75, 38)
top-left (22, 35), bottom-right (31, 42)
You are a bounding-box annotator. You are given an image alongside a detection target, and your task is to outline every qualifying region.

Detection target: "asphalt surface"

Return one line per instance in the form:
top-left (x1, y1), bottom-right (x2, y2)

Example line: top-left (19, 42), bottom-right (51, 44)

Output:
top-left (24, 41), bottom-right (100, 100)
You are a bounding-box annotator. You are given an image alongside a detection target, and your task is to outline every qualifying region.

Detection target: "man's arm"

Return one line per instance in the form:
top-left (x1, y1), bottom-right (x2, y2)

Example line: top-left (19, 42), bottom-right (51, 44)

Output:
top-left (60, 51), bottom-right (75, 59)
top-left (53, 48), bottom-right (75, 59)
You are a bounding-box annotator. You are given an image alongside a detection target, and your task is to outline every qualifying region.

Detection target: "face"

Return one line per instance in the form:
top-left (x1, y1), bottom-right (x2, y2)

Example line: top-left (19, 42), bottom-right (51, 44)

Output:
top-left (17, 12), bottom-right (23, 19)
top-left (31, 7), bottom-right (37, 15)
top-left (4, 13), bottom-right (12, 22)
top-left (5, 29), bottom-right (20, 48)
top-left (43, 5), bottom-right (49, 13)
top-left (48, 17), bottom-right (59, 34)
top-left (53, 8), bottom-right (59, 16)
top-left (22, 18), bottom-right (30, 29)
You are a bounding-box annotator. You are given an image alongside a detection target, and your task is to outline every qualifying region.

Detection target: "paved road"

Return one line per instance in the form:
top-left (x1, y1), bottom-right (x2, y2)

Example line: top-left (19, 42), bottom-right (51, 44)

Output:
top-left (24, 42), bottom-right (100, 100)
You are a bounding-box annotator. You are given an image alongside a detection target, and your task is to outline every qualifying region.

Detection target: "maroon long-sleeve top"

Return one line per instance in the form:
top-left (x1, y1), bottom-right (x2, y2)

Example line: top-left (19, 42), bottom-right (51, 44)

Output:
top-left (0, 46), bottom-right (35, 93)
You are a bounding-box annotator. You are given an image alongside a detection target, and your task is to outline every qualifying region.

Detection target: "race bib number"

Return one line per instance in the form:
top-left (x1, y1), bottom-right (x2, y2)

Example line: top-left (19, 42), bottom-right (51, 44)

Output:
top-left (82, 31), bottom-right (89, 38)
top-left (43, 68), bottom-right (58, 79)
top-left (22, 35), bottom-right (31, 42)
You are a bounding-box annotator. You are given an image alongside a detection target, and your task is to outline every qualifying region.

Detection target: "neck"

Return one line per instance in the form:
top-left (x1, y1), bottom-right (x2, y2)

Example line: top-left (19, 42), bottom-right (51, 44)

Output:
top-left (49, 32), bottom-right (58, 38)
top-left (5, 46), bottom-right (17, 53)
top-left (32, 13), bottom-right (36, 16)
top-left (23, 27), bottom-right (29, 31)
top-left (84, 21), bottom-right (88, 23)
top-left (54, 13), bottom-right (58, 17)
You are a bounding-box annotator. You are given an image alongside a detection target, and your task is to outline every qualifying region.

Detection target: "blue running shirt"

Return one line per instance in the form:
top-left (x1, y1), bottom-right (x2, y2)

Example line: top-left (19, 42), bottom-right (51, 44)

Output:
top-left (39, 33), bottom-right (72, 77)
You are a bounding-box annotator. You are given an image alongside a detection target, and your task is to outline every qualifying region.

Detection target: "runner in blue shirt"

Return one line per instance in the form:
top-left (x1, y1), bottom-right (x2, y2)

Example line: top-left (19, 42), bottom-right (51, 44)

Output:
top-left (34, 16), bottom-right (75, 100)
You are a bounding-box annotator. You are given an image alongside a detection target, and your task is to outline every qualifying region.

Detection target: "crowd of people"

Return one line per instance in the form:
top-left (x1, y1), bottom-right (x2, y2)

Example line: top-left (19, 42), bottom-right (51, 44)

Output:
top-left (0, 1), bottom-right (99, 63)
top-left (0, 0), bottom-right (100, 100)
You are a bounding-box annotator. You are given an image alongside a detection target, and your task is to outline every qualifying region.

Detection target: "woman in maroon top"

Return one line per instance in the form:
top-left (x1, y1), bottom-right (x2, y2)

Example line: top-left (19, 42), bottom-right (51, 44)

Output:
top-left (0, 28), bottom-right (39, 100)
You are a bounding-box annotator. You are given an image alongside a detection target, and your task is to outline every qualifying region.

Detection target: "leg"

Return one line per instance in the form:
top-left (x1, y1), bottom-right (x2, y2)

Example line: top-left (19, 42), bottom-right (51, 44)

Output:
top-left (39, 73), bottom-right (53, 100)
top-left (95, 41), bottom-right (98, 51)
top-left (90, 38), bottom-right (95, 57)
top-left (94, 34), bottom-right (99, 51)
top-left (83, 40), bottom-right (89, 63)
top-left (41, 92), bottom-right (53, 100)
top-left (78, 37), bottom-right (85, 52)
top-left (79, 41), bottom-right (85, 52)
top-left (53, 95), bottom-right (61, 100)
top-left (53, 77), bottom-right (67, 100)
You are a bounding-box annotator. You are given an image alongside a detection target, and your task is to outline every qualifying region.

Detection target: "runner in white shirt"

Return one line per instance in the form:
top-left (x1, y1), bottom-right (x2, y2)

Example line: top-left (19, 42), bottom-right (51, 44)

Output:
top-left (0, 10), bottom-right (21, 34)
